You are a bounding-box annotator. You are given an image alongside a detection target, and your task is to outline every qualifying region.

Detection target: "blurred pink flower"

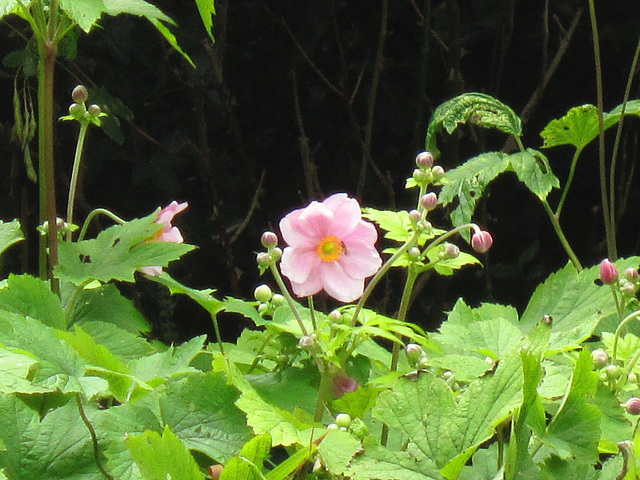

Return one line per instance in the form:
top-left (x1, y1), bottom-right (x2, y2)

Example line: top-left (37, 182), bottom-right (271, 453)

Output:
top-left (141, 201), bottom-right (188, 276)
top-left (279, 193), bottom-right (382, 303)
top-left (332, 373), bottom-right (360, 398)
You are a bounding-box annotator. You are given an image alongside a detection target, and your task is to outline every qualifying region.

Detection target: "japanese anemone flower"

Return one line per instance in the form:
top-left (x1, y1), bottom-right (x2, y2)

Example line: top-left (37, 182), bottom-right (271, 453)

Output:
top-left (279, 193), bottom-right (382, 303)
top-left (140, 201), bottom-right (188, 276)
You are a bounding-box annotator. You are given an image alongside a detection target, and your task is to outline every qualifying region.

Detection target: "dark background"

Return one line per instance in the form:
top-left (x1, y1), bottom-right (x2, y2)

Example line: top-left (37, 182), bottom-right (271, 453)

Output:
top-left (1, 0), bottom-right (640, 342)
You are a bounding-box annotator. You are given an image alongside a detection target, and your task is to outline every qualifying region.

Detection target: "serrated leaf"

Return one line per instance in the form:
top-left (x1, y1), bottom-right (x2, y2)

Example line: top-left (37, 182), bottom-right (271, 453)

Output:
top-left (68, 282), bottom-right (151, 334)
top-left (317, 429), bottom-right (362, 475)
top-left (0, 347), bottom-right (55, 394)
top-left (55, 212), bottom-right (195, 285)
top-left (439, 150), bottom-right (559, 233)
top-left (0, 274), bottom-right (66, 330)
top-left (126, 425), bottom-right (205, 480)
top-left (0, 219), bottom-right (23, 256)
top-left (541, 100), bottom-right (640, 150)
top-left (147, 271), bottom-right (223, 318)
top-left (348, 443), bottom-right (443, 480)
top-left (0, 396), bottom-right (102, 479)
top-left (129, 335), bottom-right (206, 384)
top-left (520, 258), bottom-right (640, 353)
top-left (425, 92), bottom-right (522, 157)
top-left (219, 433), bottom-right (271, 480)
top-left (362, 208), bottom-right (445, 245)
top-left (195, 0), bottom-right (216, 42)
top-left (80, 321), bottom-right (155, 361)
top-left (58, 0), bottom-right (105, 32)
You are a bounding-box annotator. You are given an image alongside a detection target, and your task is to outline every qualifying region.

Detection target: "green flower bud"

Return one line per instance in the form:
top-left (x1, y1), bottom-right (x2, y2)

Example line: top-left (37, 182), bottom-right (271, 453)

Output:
top-left (271, 294), bottom-right (286, 307)
top-left (605, 364), bottom-right (621, 380)
top-left (405, 343), bottom-right (423, 365)
top-left (88, 104), bottom-right (101, 117)
top-left (254, 284), bottom-right (273, 303)
top-left (431, 165), bottom-right (445, 180)
top-left (256, 252), bottom-right (273, 267)
top-left (329, 310), bottom-right (342, 322)
top-left (591, 349), bottom-right (609, 369)
top-left (298, 335), bottom-right (315, 349)
top-left (335, 413), bottom-right (352, 428)
top-left (270, 247), bottom-right (283, 262)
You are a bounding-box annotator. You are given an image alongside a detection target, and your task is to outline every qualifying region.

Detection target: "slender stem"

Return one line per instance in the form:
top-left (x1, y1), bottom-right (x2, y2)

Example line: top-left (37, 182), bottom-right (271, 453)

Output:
top-left (66, 122), bottom-right (89, 241)
top-left (609, 35), bottom-right (640, 235)
top-left (314, 368), bottom-right (333, 423)
top-left (78, 208), bottom-right (126, 242)
top-left (308, 296), bottom-right (317, 331)
top-left (541, 199), bottom-right (582, 271)
top-left (269, 263), bottom-right (308, 336)
top-left (588, 0), bottom-right (616, 260)
top-left (612, 310), bottom-right (640, 362)
top-left (75, 394), bottom-right (115, 480)
top-left (555, 147), bottom-right (583, 218)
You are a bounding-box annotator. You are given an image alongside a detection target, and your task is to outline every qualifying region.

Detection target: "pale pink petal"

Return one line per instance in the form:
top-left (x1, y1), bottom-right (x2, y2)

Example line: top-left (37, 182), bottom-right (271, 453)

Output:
top-left (157, 201), bottom-right (188, 225)
top-left (157, 226), bottom-right (184, 243)
top-left (289, 273), bottom-right (324, 297)
top-left (320, 262), bottom-right (366, 303)
top-left (279, 209), bottom-right (318, 248)
top-left (280, 246), bottom-right (321, 284)
top-left (343, 220), bottom-right (378, 246)
top-left (296, 201), bottom-right (335, 238)
top-left (337, 245), bottom-right (382, 279)
top-left (140, 265), bottom-right (163, 276)
top-left (322, 193), bottom-right (361, 237)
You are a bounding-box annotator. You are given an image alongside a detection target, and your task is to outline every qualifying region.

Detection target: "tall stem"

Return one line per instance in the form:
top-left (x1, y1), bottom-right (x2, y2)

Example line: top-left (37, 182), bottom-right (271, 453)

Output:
top-left (588, 0), bottom-right (616, 260)
top-left (555, 147), bottom-right (583, 219)
top-left (541, 200), bottom-right (582, 271)
top-left (66, 122), bottom-right (89, 241)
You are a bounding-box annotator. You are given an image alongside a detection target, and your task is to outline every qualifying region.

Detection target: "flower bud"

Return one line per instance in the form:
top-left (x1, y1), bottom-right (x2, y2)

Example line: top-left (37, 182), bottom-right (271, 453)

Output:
top-left (407, 247), bottom-right (421, 260)
top-left (624, 267), bottom-right (640, 282)
top-left (254, 284), bottom-right (273, 303)
top-left (415, 151), bottom-right (434, 169)
top-left (257, 302), bottom-right (270, 315)
top-left (417, 357), bottom-right (430, 369)
top-left (327, 423), bottom-right (339, 430)
top-left (332, 374), bottom-right (359, 398)
top-left (270, 247), bottom-right (283, 262)
top-left (625, 397), bottom-right (640, 415)
top-left (271, 294), bottom-right (286, 307)
top-left (629, 373), bottom-right (638, 384)
top-left (409, 210), bottom-right (421, 223)
top-left (256, 252), bottom-right (273, 267)
top-left (405, 343), bottom-right (423, 365)
top-left (600, 259), bottom-right (619, 285)
top-left (88, 104), bottom-right (101, 117)
top-left (620, 281), bottom-right (637, 296)
top-left (431, 165), bottom-right (445, 181)
top-left (471, 231), bottom-right (493, 253)
top-left (68, 102), bottom-right (84, 117)
top-left (261, 231), bottom-right (278, 249)
top-left (591, 349), bottom-right (609, 369)
top-left (71, 85), bottom-right (89, 103)
top-left (420, 192), bottom-right (438, 211)
top-left (299, 335), bottom-right (315, 349)
top-left (441, 243), bottom-right (460, 260)
top-left (328, 310), bottom-right (342, 322)
top-left (605, 364), bottom-right (621, 380)
top-left (412, 169), bottom-right (428, 184)
top-left (335, 413), bottom-right (352, 428)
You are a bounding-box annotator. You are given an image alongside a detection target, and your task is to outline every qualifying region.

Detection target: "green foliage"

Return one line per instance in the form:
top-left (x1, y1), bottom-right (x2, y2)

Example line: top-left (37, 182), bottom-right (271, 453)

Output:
top-left (439, 149), bottom-right (559, 232)
top-left (0, 220), bottom-right (23, 257)
top-left (425, 92), bottom-right (522, 157)
top-left (195, 0), bottom-right (216, 42)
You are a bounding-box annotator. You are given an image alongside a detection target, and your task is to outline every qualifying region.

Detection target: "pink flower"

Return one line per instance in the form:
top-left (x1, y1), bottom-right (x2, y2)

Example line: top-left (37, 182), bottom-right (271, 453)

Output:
top-left (140, 201), bottom-right (188, 276)
top-left (279, 193), bottom-right (382, 303)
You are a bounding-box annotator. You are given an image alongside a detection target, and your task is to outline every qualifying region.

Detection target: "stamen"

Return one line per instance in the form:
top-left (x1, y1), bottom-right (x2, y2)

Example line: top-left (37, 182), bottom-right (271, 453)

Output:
top-left (316, 235), bottom-right (343, 262)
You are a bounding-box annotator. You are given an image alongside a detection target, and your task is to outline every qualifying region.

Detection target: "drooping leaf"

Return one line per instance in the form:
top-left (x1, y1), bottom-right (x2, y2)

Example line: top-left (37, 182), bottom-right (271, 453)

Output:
top-left (55, 212), bottom-right (195, 285)
top-left (147, 271), bottom-right (223, 319)
top-left (126, 425), bottom-right (205, 480)
top-left (425, 92), bottom-right (522, 157)
top-left (0, 219), bottom-right (23, 256)
top-left (219, 433), bottom-right (271, 480)
top-left (0, 347), bottom-right (55, 394)
top-left (0, 274), bottom-right (66, 330)
top-left (195, 0), bottom-right (216, 42)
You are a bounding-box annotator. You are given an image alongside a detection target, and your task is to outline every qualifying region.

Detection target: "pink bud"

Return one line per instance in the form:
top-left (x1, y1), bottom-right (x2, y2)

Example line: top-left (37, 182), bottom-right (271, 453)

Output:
top-left (626, 397), bottom-right (640, 415)
top-left (409, 210), bottom-right (421, 223)
top-left (431, 165), bottom-right (445, 181)
top-left (261, 231), bottom-right (278, 248)
top-left (71, 85), bottom-right (88, 103)
top-left (415, 151), bottom-right (434, 169)
top-left (624, 267), bottom-right (639, 282)
top-left (420, 192), bottom-right (438, 211)
top-left (471, 231), bottom-right (493, 253)
top-left (332, 374), bottom-right (359, 399)
top-left (600, 259), bottom-right (619, 285)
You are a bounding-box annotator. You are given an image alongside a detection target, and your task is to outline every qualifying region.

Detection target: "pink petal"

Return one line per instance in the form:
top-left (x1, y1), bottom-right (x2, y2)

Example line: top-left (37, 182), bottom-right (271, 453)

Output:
top-left (320, 262), bottom-right (366, 303)
top-left (157, 226), bottom-right (184, 243)
top-left (338, 244), bottom-right (382, 279)
top-left (322, 193), bottom-right (361, 237)
top-left (343, 220), bottom-right (379, 246)
top-left (279, 202), bottom-right (333, 247)
top-left (289, 273), bottom-right (324, 297)
top-left (157, 201), bottom-right (188, 225)
top-left (280, 246), bottom-right (321, 284)
top-left (140, 265), bottom-right (163, 276)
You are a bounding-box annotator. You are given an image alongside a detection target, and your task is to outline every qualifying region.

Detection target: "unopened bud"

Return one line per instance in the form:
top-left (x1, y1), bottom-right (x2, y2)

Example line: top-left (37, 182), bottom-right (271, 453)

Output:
top-left (405, 343), bottom-right (423, 364)
top-left (420, 192), bottom-right (438, 211)
top-left (271, 294), bottom-right (286, 307)
top-left (441, 243), bottom-right (460, 260)
top-left (261, 231), bottom-right (278, 249)
top-left (254, 284), bottom-right (273, 303)
top-left (626, 397), bottom-right (640, 415)
top-left (431, 165), bottom-right (445, 180)
top-left (257, 302), bottom-right (270, 315)
top-left (624, 267), bottom-right (640, 282)
top-left (408, 247), bottom-right (421, 260)
top-left (621, 282), bottom-right (637, 296)
top-left (299, 335), bottom-right (315, 349)
top-left (412, 169), bottom-right (428, 184)
top-left (409, 210), bottom-right (421, 223)
top-left (591, 349), bottom-right (609, 369)
top-left (68, 102), bottom-right (83, 117)
top-left (329, 310), bottom-right (342, 322)
top-left (605, 364), bottom-right (621, 380)
top-left (270, 247), bottom-right (283, 262)
top-left (71, 85), bottom-right (88, 103)
top-left (600, 259), bottom-right (619, 285)
top-left (256, 252), bottom-right (273, 267)
top-left (335, 413), bottom-right (352, 428)
top-left (415, 151), bottom-right (434, 169)
top-left (88, 104), bottom-right (101, 117)
top-left (471, 231), bottom-right (493, 253)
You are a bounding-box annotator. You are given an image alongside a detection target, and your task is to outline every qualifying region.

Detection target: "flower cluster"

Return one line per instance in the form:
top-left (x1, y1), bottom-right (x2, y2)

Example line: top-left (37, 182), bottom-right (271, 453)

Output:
top-left (599, 259), bottom-right (640, 297)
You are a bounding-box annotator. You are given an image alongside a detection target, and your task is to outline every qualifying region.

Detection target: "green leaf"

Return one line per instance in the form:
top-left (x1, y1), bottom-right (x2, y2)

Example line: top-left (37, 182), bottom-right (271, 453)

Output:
top-left (542, 349), bottom-right (601, 463)
top-left (0, 274), bottom-right (66, 330)
top-left (129, 335), bottom-right (206, 384)
top-left (425, 92), bottom-right (522, 157)
top-left (0, 347), bottom-right (55, 394)
top-left (160, 372), bottom-right (251, 462)
top-left (540, 100), bottom-right (640, 150)
top-left (0, 219), bottom-right (23, 256)
top-left (318, 429), bottom-right (362, 476)
top-left (362, 208), bottom-right (445, 245)
top-left (55, 212), bottom-right (195, 285)
top-left (195, 0), bottom-right (216, 42)
top-left (439, 150), bottom-right (559, 233)
top-left (0, 1), bottom-right (19, 18)
top-left (148, 271), bottom-right (223, 318)
top-left (520, 258), bottom-right (640, 353)
top-left (348, 443), bottom-right (443, 480)
top-left (0, 396), bottom-right (102, 479)
top-left (126, 425), bottom-right (205, 480)
top-left (79, 321), bottom-right (155, 361)
top-left (265, 442), bottom-right (317, 480)
top-left (0, 311), bottom-right (85, 393)
top-left (219, 433), bottom-right (271, 480)
top-left (58, 0), bottom-right (106, 33)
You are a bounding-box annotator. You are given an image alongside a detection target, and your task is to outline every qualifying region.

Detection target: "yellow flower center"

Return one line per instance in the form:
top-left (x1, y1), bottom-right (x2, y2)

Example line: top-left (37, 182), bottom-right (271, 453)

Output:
top-left (316, 235), bottom-right (344, 262)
